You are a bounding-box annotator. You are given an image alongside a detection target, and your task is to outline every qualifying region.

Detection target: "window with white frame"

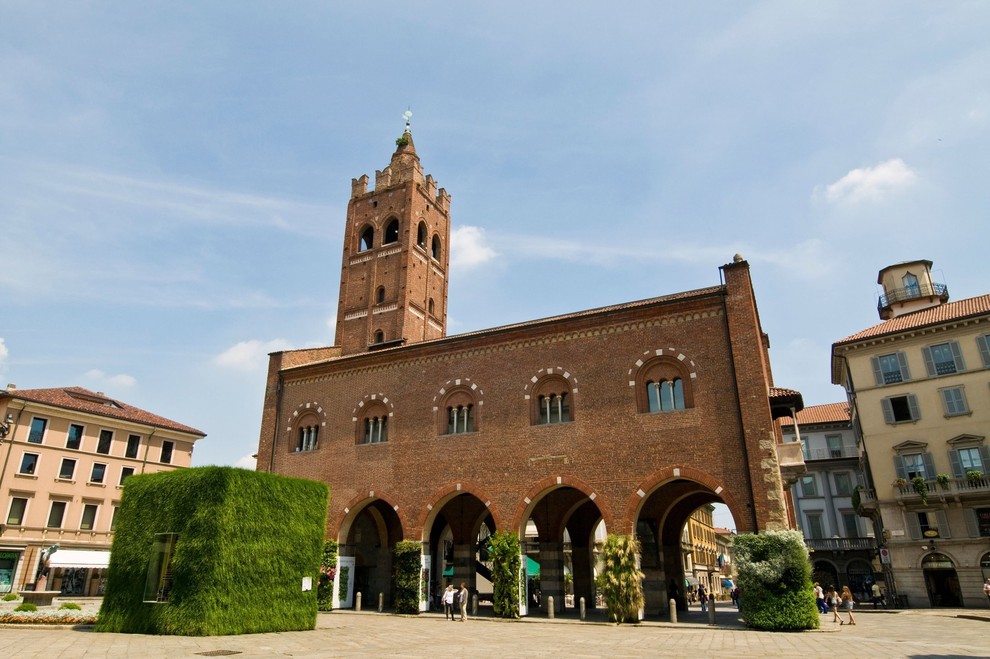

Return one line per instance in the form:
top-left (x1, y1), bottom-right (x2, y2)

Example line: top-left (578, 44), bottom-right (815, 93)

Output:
top-left (90, 463), bottom-right (107, 484)
top-left (160, 440), bottom-right (174, 464)
top-left (120, 466), bottom-right (135, 485)
top-left (841, 511), bottom-right (860, 538)
top-left (28, 417), bottom-right (47, 444)
top-left (97, 429), bottom-right (113, 454)
top-left (6, 497), bottom-right (28, 525)
top-left (804, 512), bottom-right (825, 539)
top-left (872, 352), bottom-right (911, 385)
top-left (125, 434), bottom-right (141, 459)
top-left (940, 386), bottom-right (969, 416)
top-left (80, 503), bottom-right (98, 531)
top-left (18, 453), bottom-right (39, 475)
top-left (834, 472), bottom-right (853, 496)
top-left (826, 434), bottom-right (844, 458)
top-left (66, 424), bottom-right (84, 450)
top-left (47, 501), bottom-right (67, 529)
top-left (897, 452), bottom-right (931, 480)
top-left (58, 458), bottom-right (76, 480)
top-left (923, 341), bottom-right (965, 376)
top-left (800, 475), bottom-right (818, 497)
top-left (950, 443), bottom-right (989, 478)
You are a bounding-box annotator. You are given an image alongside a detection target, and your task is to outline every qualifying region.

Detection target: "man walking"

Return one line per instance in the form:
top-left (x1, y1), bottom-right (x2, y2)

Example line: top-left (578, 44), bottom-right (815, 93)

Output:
top-left (458, 582), bottom-right (469, 621)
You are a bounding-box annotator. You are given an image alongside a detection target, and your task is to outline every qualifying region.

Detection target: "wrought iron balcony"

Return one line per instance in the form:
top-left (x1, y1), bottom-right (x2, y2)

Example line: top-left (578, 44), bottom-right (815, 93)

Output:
top-left (804, 537), bottom-right (875, 552)
top-left (805, 447), bottom-right (858, 461)
top-left (892, 475), bottom-right (990, 504)
top-left (878, 282), bottom-right (948, 317)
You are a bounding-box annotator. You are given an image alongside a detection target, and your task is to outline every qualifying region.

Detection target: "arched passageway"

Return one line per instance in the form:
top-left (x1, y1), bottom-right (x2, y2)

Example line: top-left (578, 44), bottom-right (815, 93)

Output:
top-left (425, 492), bottom-right (494, 611)
top-left (337, 499), bottom-right (403, 608)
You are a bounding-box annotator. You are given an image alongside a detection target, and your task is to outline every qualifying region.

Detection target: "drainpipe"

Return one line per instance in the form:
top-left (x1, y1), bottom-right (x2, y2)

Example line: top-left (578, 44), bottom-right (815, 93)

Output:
top-left (0, 403), bottom-right (28, 495)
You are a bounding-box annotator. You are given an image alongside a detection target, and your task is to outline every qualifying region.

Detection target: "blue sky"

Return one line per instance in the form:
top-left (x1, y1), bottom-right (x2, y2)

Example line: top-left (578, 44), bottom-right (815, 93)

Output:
top-left (2, 3), bottom-right (989, 530)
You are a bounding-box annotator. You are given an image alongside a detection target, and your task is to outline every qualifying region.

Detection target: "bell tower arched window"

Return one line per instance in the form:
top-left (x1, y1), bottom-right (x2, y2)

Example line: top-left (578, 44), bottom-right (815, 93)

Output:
top-left (384, 218), bottom-right (399, 245)
top-left (431, 234), bottom-right (441, 260)
top-left (417, 222), bottom-right (427, 248)
top-left (373, 330), bottom-right (385, 344)
top-left (376, 286), bottom-right (386, 304)
top-left (359, 226), bottom-right (375, 252)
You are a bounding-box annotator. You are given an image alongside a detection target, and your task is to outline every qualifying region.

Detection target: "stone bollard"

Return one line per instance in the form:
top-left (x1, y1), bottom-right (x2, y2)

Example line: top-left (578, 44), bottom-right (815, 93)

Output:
top-left (579, 597), bottom-right (586, 621)
top-left (471, 592), bottom-right (478, 616)
top-left (707, 594), bottom-right (715, 625)
top-left (356, 591), bottom-right (362, 611)
top-left (547, 595), bottom-right (555, 619)
top-left (378, 592), bottom-right (384, 612)
top-left (669, 598), bottom-right (677, 624)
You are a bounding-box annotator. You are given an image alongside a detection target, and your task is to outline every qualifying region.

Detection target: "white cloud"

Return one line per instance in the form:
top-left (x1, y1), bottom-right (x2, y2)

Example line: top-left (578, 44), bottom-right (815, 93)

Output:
top-left (450, 226), bottom-right (497, 270)
top-left (0, 337), bottom-right (8, 380)
top-left (82, 369), bottom-right (137, 388)
top-left (234, 453), bottom-right (258, 470)
top-left (814, 158), bottom-right (919, 204)
top-left (215, 339), bottom-right (294, 371)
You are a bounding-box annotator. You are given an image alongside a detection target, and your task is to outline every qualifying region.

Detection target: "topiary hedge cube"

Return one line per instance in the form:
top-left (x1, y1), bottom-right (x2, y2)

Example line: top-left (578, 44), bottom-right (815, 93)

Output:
top-left (97, 467), bottom-right (328, 635)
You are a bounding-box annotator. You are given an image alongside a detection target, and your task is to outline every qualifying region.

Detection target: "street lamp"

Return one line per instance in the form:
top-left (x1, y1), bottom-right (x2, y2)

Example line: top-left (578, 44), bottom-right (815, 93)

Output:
top-left (0, 412), bottom-right (12, 440)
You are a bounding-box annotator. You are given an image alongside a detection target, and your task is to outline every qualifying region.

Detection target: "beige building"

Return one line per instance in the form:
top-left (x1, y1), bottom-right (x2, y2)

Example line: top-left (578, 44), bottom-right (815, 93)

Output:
top-left (682, 504), bottom-right (724, 598)
top-left (0, 385), bottom-right (204, 595)
top-left (832, 260), bottom-right (990, 608)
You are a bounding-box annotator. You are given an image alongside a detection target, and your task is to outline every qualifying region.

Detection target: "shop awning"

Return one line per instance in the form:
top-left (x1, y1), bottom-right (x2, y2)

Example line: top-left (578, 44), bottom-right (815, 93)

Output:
top-left (526, 556), bottom-right (540, 577)
top-left (684, 576), bottom-right (699, 587)
top-left (48, 550), bottom-right (111, 568)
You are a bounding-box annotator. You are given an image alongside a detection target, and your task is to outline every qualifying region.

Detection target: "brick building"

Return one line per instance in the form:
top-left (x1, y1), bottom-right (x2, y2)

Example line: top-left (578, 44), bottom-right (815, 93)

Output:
top-left (255, 124), bottom-right (804, 616)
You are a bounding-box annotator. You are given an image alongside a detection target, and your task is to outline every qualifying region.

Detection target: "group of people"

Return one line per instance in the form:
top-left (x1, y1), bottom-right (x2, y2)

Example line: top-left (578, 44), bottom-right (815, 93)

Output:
top-left (813, 582), bottom-right (857, 625)
top-left (442, 583), bottom-right (469, 622)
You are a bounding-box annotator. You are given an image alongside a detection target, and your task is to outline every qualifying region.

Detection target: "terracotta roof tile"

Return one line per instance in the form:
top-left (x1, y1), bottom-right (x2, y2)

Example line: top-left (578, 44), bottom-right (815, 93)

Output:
top-left (769, 387), bottom-right (802, 398)
top-left (1, 386), bottom-right (205, 437)
top-left (779, 402), bottom-right (850, 427)
top-left (836, 294), bottom-right (990, 344)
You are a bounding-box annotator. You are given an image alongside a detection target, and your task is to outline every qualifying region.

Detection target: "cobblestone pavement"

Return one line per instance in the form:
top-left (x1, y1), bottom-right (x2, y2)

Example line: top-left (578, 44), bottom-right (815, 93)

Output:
top-left (2, 605), bottom-right (989, 658)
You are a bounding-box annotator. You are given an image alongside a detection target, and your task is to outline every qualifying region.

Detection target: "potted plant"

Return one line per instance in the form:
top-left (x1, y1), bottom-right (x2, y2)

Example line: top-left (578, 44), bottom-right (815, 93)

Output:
top-left (966, 470), bottom-right (984, 486)
top-left (893, 477), bottom-right (908, 488)
top-left (912, 476), bottom-right (929, 504)
top-left (936, 474), bottom-right (951, 491)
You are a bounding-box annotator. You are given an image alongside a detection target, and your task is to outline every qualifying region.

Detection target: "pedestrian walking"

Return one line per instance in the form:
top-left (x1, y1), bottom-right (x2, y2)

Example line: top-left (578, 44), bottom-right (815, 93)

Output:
top-left (984, 578), bottom-right (990, 606)
top-left (828, 586), bottom-right (841, 624)
top-left (458, 582), bottom-right (469, 621)
top-left (443, 584), bottom-right (455, 620)
top-left (840, 585), bottom-right (856, 625)
top-left (698, 584), bottom-right (707, 612)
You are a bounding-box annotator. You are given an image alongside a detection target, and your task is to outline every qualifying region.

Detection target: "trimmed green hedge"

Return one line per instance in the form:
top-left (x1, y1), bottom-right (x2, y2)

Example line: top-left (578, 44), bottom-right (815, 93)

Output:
top-left (393, 540), bottom-right (422, 614)
top-left (97, 467), bottom-right (328, 635)
top-left (317, 540), bottom-right (338, 611)
top-left (733, 530), bottom-right (818, 631)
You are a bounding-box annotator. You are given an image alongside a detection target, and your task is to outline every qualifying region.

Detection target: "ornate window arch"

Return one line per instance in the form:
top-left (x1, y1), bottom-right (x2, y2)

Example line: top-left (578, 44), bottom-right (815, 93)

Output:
top-left (629, 348), bottom-right (697, 413)
top-left (417, 221), bottom-right (428, 248)
top-left (353, 394), bottom-right (393, 445)
top-left (383, 217), bottom-right (399, 245)
top-left (431, 234), bottom-right (442, 261)
top-left (433, 379), bottom-right (484, 435)
top-left (358, 225), bottom-right (375, 252)
top-left (527, 368), bottom-right (577, 425)
top-left (288, 401), bottom-right (327, 453)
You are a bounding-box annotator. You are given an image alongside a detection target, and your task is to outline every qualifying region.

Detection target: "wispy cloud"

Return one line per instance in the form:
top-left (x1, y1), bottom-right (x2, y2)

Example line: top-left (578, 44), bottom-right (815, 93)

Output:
top-left (82, 369), bottom-right (137, 389)
top-left (215, 339), bottom-right (294, 371)
top-left (450, 226), bottom-right (498, 270)
top-left (0, 338), bottom-right (8, 380)
top-left (813, 158), bottom-right (919, 205)
top-left (234, 453), bottom-right (258, 469)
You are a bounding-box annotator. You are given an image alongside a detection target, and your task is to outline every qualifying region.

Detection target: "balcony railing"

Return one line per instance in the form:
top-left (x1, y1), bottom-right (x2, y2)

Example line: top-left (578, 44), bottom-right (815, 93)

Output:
top-left (853, 487), bottom-right (877, 515)
top-left (804, 537), bottom-right (875, 552)
top-left (878, 282), bottom-right (948, 313)
top-left (894, 475), bottom-right (990, 501)
top-left (805, 447), bottom-right (857, 461)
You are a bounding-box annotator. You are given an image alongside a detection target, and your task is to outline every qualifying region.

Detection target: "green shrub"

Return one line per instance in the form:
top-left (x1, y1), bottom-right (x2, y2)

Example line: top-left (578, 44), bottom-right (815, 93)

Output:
top-left (59, 602), bottom-right (82, 610)
top-left (733, 530), bottom-right (818, 630)
top-left (488, 531), bottom-right (520, 618)
top-left (597, 534), bottom-right (644, 624)
top-left (96, 466), bottom-right (328, 636)
top-left (317, 540), bottom-right (338, 611)
top-left (2, 593), bottom-right (19, 601)
top-left (392, 540), bottom-right (422, 614)
top-left (14, 602), bottom-right (37, 612)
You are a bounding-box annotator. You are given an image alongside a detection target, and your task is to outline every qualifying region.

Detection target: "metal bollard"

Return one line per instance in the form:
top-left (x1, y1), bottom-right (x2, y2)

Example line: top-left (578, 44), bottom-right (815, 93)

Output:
top-left (707, 594), bottom-right (715, 625)
top-left (669, 598), bottom-right (677, 624)
top-left (356, 591), bottom-right (362, 611)
top-left (579, 596), bottom-right (586, 621)
top-left (547, 595), bottom-right (555, 619)
top-left (378, 592), bottom-right (384, 612)
top-left (472, 592), bottom-right (478, 616)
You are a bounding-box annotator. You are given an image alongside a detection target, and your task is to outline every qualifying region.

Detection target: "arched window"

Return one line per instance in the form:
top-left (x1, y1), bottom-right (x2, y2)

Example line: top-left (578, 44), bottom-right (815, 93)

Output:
top-left (296, 421), bottom-right (319, 452)
top-left (428, 298), bottom-right (435, 316)
top-left (384, 218), bottom-right (399, 244)
top-left (363, 415), bottom-right (388, 444)
top-left (440, 387), bottom-right (478, 435)
top-left (376, 286), bottom-right (386, 304)
top-left (359, 226), bottom-right (375, 252)
top-left (646, 378), bottom-right (685, 412)
top-left (417, 222), bottom-right (427, 248)
top-left (431, 235), bottom-right (441, 260)
top-left (373, 330), bottom-right (385, 344)
top-left (634, 353), bottom-right (695, 414)
top-left (532, 376), bottom-right (572, 425)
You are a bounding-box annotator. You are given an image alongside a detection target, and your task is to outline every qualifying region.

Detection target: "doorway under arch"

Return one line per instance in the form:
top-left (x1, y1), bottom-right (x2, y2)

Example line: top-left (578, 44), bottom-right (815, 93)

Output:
top-left (337, 499), bottom-right (404, 608)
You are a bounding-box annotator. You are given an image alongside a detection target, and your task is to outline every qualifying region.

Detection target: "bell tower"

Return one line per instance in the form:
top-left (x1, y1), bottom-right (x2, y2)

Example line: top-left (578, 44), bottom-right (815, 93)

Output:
top-left (335, 113), bottom-right (451, 356)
